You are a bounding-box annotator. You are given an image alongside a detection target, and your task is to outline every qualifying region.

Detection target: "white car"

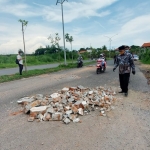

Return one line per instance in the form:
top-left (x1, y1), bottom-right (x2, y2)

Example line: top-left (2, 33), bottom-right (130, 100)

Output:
top-left (133, 55), bottom-right (139, 61)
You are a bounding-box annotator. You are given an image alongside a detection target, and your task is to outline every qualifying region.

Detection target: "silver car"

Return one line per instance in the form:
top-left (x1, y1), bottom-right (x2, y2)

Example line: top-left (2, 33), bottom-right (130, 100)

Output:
top-left (133, 55), bottom-right (139, 61)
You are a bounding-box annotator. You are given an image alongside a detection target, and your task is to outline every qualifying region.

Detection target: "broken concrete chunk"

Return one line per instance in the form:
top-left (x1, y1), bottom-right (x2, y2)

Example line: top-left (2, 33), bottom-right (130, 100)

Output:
top-left (28, 117), bottom-right (34, 122)
top-left (63, 118), bottom-right (70, 124)
top-left (73, 118), bottom-right (80, 123)
top-left (50, 93), bottom-right (60, 98)
top-left (52, 112), bottom-right (62, 121)
top-left (69, 87), bottom-right (77, 91)
top-left (71, 105), bottom-right (78, 114)
top-left (65, 110), bottom-right (73, 116)
top-left (17, 97), bottom-right (35, 104)
top-left (24, 104), bottom-right (31, 114)
top-left (78, 85), bottom-right (85, 90)
top-left (89, 91), bottom-right (93, 95)
top-left (47, 107), bottom-right (55, 114)
top-left (44, 113), bottom-right (51, 121)
top-left (62, 87), bottom-right (69, 92)
top-left (35, 94), bottom-right (44, 100)
top-left (69, 114), bottom-right (77, 120)
top-left (68, 98), bottom-right (74, 102)
top-left (78, 108), bottom-right (84, 116)
top-left (30, 106), bottom-right (47, 113)
top-left (38, 114), bottom-right (44, 121)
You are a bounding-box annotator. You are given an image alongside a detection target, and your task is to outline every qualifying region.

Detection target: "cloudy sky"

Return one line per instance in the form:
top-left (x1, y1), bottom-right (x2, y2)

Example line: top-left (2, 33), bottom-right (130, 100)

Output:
top-left (0, 0), bottom-right (150, 54)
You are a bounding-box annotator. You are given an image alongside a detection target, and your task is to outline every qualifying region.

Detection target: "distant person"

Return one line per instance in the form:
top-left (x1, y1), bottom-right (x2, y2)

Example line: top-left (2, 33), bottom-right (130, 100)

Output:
top-left (17, 50), bottom-right (23, 75)
top-left (113, 45), bottom-right (135, 97)
top-left (113, 54), bottom-right (117, 64)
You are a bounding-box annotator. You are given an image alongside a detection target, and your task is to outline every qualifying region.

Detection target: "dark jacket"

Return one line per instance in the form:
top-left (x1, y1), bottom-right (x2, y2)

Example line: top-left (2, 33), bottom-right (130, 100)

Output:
top-left (114, 53), bottom-right (135, 74)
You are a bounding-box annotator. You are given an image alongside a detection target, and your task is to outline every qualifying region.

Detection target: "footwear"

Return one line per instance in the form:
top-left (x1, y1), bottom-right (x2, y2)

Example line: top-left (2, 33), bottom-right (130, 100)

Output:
top-left (124, 93), bottom-right (128, 97)
top-left (118, 91), bottom-right (124, 93)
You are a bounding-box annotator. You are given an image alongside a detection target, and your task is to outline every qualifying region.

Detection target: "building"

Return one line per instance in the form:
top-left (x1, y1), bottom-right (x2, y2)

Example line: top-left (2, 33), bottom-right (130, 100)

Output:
top-left (78, 49), bottom-right (87, 54)
top-left (141, 42), bottom-right (150, 48)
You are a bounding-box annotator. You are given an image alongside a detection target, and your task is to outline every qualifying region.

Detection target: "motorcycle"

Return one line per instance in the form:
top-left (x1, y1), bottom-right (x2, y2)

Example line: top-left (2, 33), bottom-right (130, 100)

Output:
top-left (96, 59), bottom-right (106, 74)
top-left (77, 60), bottom-right (83, 68)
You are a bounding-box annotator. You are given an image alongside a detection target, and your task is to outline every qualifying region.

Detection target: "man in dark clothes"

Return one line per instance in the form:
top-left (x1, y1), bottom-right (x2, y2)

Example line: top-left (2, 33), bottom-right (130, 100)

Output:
top-left (113, 45), bottom-right (135, 96)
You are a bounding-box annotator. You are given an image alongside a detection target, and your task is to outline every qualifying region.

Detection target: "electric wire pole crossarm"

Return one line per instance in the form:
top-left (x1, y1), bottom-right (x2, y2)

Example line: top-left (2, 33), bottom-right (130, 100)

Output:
top-left (56, 0), bottom-right (68, 65)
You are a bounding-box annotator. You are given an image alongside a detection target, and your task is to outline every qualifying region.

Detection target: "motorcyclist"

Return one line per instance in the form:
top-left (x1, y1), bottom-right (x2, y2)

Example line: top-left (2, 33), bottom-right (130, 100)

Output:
top-left (77, 55), bottom-right (83, 67)
top-left (97, 54), bottom-right (106, 70)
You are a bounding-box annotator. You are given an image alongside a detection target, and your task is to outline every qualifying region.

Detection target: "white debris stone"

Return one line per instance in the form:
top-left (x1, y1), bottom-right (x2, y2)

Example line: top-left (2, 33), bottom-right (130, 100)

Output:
top-left (50, 93), bottom-right (60, 98)
top-left (73, 118), bottom-right (80, 123)
top-left (89, 91), bottom-right (93, 95)
top-left (30, 106), bottom-right (47, 113)
top-left (62, 87), bottom-right (69, 92)
top-left (63, 118), bottom-right (70, 124)
top-left (52, 112), bottom-right (62, 121)
top-left (65, 110), bottom-right (73, 116)
top-left (78, 108), bottom-right (84, 116)
top-left (47, 107), bottom-right (55, 114)
top-left (17, 97), bottom-right (35, 104)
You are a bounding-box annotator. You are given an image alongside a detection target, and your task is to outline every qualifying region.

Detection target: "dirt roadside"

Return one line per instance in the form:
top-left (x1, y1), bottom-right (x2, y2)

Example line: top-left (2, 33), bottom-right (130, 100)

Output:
top-left (135, 61), bottom-right (150, 85)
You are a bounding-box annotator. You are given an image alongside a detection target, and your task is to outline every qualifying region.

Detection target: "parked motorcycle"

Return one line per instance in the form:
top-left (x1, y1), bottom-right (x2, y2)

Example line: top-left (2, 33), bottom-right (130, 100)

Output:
top-left (77, 60), bottom-right (83, 68)
top-left (96, 59), bottom-right (106, 74)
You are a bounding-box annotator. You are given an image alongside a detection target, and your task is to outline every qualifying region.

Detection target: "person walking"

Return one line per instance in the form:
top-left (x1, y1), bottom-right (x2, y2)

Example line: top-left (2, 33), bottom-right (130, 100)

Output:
top-left (17, 50), bottom-right (23, 75)
top-left (113, 45), bottom-right (135, 96)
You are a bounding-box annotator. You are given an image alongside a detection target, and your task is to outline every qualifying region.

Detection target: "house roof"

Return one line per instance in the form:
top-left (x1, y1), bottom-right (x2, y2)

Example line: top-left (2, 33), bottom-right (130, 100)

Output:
top-left (142, 43), bottom-right (150, 47)
top-left (78, 49), bottom-right (87, 54)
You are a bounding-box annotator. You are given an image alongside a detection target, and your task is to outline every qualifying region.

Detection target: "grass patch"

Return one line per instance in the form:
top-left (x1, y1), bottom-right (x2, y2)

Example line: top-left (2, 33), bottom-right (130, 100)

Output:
top-left (0, 61), bottom-right (95, 83)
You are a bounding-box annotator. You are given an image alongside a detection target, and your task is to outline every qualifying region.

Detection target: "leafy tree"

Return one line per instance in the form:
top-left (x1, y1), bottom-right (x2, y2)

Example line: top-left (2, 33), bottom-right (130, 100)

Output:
top-left (65, 33), bottom-right (74, 63)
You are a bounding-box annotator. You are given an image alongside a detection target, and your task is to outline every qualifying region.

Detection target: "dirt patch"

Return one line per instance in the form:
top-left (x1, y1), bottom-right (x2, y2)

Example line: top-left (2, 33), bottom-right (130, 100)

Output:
top-left (135, 61), bottom-right (150, 85)
top-left (9, 109), bottom-right (24, 116)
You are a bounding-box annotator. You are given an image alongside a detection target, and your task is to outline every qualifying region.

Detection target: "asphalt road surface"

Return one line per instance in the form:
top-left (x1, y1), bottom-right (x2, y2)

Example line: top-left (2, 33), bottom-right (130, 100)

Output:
top-left (0, 60), bottom-right (150, 150)
top-left (0, 60), bottom-right (92, 76)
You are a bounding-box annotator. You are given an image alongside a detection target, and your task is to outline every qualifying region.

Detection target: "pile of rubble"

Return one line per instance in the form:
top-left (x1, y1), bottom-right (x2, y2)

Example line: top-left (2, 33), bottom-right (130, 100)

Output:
top-left (17, 85), bottom-right (117, 124)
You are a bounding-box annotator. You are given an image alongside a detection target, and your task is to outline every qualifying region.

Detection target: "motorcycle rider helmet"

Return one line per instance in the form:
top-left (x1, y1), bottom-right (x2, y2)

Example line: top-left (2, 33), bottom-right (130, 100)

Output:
top-left (99, 54), bottom-right (103, 58)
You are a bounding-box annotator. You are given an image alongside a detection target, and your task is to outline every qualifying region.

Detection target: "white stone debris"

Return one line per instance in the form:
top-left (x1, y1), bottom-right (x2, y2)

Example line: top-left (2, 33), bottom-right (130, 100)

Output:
top-left (17, 85), bottom-right (117, 124)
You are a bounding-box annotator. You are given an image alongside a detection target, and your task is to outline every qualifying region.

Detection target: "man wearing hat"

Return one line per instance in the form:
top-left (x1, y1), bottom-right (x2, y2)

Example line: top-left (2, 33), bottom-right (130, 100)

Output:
top-left (113, 45), bottom-right (135, 96)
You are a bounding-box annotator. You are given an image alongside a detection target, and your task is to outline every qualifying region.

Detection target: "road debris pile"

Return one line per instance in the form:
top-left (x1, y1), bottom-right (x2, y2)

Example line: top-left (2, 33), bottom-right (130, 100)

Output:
top-left (17, 85), bottom-right (117, 124)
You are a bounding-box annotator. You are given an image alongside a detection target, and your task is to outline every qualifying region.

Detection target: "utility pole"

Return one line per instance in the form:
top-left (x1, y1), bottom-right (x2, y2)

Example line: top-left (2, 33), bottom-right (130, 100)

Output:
top-left (19, 19), bottom-right (28, 72)
top-left (104, 34), bottom-right (118, 58)
top-left (56, 0), bottom-right (68, 65)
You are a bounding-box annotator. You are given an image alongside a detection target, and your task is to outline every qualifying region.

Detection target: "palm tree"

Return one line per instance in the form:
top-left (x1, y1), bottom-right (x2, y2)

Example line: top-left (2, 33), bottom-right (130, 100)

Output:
top-left (65, 33), bottom-right (74, 63)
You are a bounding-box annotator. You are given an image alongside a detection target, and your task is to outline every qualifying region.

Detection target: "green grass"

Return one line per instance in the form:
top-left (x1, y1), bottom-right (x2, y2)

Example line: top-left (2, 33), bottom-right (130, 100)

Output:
top-left (0, 61), bottom-right (95, 83)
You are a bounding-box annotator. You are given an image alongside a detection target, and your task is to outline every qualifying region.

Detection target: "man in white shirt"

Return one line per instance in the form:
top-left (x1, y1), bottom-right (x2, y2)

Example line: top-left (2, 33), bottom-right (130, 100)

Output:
top-left (17, 50), bottom-right (23, 75)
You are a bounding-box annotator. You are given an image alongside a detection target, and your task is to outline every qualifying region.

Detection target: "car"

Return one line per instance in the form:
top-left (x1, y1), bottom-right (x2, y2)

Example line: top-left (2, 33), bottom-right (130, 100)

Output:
top-left (133, 54), bottom-right (139, 61)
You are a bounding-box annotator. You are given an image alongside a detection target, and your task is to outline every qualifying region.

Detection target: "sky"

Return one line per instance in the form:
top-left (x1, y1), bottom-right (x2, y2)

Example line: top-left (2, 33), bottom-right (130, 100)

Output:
top-left (0, 0), bottom-right (150, 54)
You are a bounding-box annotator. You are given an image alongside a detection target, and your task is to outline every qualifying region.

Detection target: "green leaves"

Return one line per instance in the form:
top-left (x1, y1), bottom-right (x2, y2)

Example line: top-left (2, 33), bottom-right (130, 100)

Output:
top-left (18, 19), bottom-right (28, 26)
top-left (65, 33), bottom-right (73, 43)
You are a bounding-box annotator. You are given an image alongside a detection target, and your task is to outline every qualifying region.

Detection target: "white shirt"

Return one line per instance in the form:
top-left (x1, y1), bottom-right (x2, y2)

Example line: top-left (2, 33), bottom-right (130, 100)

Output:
top-left (17, 54), bottom-right (23, 65)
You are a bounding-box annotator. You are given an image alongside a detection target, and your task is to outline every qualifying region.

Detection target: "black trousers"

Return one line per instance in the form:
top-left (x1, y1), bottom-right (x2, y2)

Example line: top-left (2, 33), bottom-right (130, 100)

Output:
top-left (119, 73), bottom-right (130, 93)
top-left (18, 64), bottom-right (23, 75)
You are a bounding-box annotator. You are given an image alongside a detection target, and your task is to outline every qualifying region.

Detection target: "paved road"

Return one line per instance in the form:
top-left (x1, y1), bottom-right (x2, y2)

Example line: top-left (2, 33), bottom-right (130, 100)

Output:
top-left (0, 60), bottom-right (150, 150)
top-left (0, 60), bottom-right (92, 76)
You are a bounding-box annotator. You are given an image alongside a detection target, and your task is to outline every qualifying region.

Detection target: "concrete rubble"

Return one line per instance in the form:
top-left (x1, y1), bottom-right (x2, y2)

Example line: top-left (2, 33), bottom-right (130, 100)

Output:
top-left (17, 85), bottom-right (117, 124)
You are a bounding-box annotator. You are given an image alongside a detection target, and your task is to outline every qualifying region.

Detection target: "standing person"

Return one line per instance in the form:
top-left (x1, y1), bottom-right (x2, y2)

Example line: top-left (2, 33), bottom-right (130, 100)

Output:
top-left (113, 45), bottom-right (135, 96)
top-left (17, 50), bottom-right (23, 75)
top-left (113, 54), bottom-right (117, 64)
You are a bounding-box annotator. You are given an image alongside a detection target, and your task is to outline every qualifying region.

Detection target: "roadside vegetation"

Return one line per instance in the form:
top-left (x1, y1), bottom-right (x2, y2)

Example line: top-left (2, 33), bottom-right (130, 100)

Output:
top-left (0, 61), bottom-right (95, 83)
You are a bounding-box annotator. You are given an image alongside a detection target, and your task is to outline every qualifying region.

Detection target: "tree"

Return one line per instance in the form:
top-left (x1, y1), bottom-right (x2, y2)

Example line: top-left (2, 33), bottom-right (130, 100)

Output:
top-left (65, 33), bottom-right (74, 63)
top-left (18, 19), bottom-right (28, 72)
top-left (48, 33), bottom-right (61, 62)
